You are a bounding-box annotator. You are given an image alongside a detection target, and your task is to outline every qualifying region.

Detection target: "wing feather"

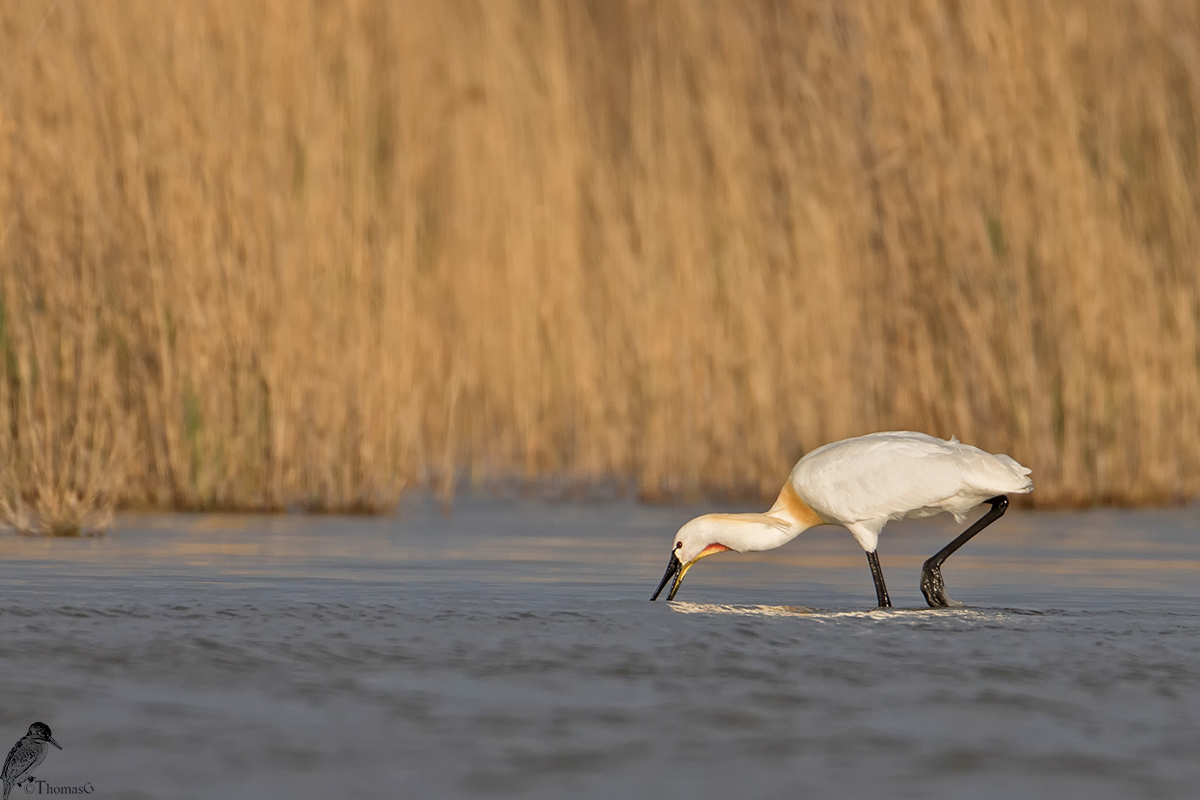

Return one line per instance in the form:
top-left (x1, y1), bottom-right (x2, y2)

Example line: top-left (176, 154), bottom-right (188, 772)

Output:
top-left (790, 431), bottom-right (1031, 525)
top-left (1, 741), bottom-right (37, 785)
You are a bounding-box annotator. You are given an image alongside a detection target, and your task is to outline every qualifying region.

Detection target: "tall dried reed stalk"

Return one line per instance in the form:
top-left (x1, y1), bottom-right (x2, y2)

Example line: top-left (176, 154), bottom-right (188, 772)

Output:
top-left (1, 0), bottom-right (1198, 521)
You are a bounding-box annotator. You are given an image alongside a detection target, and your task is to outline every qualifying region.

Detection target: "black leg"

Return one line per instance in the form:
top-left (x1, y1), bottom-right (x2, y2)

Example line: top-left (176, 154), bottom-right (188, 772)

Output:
top-left (921, 495), bottom-right (1009, 608)
top-left (865, 550), bottom-right (892, 608)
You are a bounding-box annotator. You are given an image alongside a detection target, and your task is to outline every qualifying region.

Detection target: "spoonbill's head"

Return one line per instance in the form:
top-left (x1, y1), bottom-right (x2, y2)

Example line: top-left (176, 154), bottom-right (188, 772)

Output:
top-left (649, 515), bottom-right (734, 602)
top-left (27, 722), bottom-right (61, 749)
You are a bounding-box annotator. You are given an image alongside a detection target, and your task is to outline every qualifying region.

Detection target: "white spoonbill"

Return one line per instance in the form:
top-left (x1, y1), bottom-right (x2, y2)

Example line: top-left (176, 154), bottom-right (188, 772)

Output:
top-left (650, 431), bottom-right (1032, 608)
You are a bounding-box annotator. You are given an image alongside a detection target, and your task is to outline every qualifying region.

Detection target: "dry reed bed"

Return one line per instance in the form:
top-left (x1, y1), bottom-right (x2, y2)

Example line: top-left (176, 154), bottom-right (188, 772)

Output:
top-left (1, 0), bottom-right (1198, 528)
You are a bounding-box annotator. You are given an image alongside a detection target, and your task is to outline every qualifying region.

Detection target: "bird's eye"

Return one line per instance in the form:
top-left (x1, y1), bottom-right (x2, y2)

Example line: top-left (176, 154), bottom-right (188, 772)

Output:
top-left (675, 542), bottom-right (682, 549)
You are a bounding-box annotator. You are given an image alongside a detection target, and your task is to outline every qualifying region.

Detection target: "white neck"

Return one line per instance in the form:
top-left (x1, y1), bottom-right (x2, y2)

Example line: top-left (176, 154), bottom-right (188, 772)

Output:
top-left (686, 484), bottom-right (826, 555)
top-left (700, 511), bottom-right (816, 553)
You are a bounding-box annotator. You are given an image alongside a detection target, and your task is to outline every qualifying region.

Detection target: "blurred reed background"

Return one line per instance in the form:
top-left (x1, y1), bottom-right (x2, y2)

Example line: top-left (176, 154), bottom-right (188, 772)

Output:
top-left (1, 0), bottom-right (1199, 531)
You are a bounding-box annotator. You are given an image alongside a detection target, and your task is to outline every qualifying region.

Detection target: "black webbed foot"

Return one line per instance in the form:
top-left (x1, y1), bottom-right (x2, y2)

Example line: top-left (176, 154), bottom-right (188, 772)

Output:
top-left (920, 560), bottom-right (963, 608)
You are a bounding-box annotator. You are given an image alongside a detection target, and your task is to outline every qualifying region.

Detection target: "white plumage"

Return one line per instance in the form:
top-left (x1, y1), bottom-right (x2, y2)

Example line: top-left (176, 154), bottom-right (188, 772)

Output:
top-left (650, 431), bottom-right (1033, 608)
top-left (790, 431), bottom-right (1032, 552)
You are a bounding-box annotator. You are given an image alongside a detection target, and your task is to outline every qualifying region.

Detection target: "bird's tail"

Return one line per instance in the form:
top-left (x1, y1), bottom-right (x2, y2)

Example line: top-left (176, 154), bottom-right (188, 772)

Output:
top-left (4, 779), bottom-right (12, 800)
top-left (995, 454), bottom-right (1034, 493)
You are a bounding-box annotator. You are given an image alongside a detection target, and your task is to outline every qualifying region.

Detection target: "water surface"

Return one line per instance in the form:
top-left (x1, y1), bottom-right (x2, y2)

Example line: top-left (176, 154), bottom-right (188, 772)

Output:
top-left (0, 499), bottom-right (1198, 799)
